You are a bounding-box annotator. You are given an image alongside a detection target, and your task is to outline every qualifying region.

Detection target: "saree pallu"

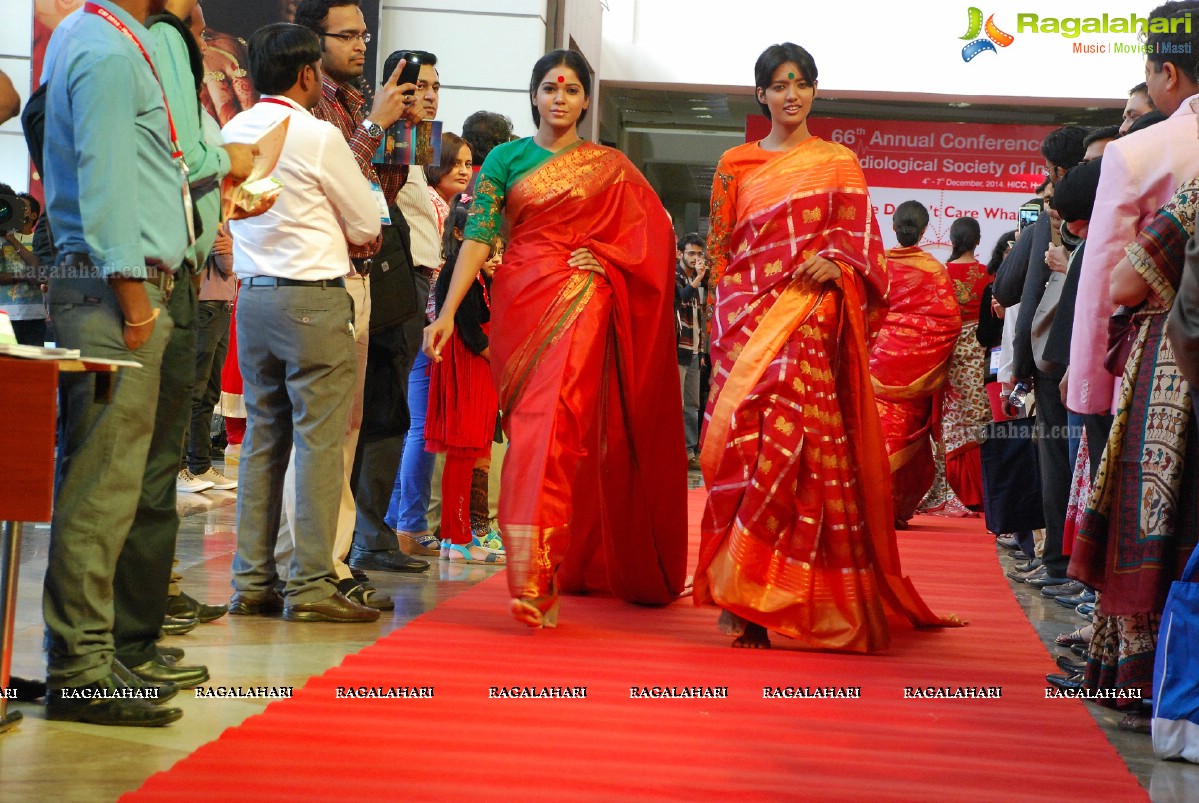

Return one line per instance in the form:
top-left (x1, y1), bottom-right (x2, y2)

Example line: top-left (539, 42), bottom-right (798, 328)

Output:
top-left (870, 247), bottom-right (961, 522)
top-left (1070, 181), bottom-right (1199, 705)
top-left (488, 142), bottom-right (687, 605)
top-left (696, 138), bottom-right (957, 652)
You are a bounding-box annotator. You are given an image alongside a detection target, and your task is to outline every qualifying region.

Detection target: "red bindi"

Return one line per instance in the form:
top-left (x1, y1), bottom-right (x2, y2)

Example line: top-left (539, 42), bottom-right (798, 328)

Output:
top-left (557, 75), bottom-right (565, 83)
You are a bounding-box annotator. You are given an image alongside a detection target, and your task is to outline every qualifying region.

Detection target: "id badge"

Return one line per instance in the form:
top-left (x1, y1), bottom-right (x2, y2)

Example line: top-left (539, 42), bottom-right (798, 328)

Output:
top-left (370, 182), bottom-right (392, 226)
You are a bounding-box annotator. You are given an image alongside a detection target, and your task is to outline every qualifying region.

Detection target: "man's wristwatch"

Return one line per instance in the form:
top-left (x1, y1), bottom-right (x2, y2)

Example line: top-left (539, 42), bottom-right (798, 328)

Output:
top-left (362, 119), bottom-right (384, 138)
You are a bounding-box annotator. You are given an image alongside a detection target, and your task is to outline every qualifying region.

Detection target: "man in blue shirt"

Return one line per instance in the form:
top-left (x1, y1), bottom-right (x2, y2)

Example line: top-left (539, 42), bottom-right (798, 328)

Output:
top-left (41, 0), bottom-right (196, 726)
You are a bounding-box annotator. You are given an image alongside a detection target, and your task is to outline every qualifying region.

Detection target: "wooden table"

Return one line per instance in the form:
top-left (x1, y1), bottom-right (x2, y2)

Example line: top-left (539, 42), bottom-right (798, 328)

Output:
top-left (0, 356), bottom-right (120, 732)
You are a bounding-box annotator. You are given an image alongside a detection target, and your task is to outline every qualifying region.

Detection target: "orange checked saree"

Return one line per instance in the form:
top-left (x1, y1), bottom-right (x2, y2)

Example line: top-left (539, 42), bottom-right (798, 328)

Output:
top-left (465, 138), bottom-right (687, 607)
top-left (695, 138), bottom-right (958, 652)
top-left (869, 247), bottom-right (961, 523)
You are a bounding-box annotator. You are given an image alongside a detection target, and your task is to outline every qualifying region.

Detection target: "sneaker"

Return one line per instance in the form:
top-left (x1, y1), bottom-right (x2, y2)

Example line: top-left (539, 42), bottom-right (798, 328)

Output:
top-left (176, 469), bottom-right (214, 494)
top-left (192, 466), bottom-right (237, 491)
top-left (223, 443), bottom-right (241, 465)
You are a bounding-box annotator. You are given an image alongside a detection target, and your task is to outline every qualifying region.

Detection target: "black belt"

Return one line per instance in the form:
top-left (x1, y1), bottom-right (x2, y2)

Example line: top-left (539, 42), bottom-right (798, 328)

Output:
top-left (243, 276), bottom-right (346, 289)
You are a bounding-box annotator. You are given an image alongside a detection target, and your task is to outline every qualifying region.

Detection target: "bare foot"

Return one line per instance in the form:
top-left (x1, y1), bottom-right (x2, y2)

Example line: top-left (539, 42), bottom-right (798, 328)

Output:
top-left (717, 609), bottom-right (746, 636)
top-left (732, 623), bottom-right (771, 649)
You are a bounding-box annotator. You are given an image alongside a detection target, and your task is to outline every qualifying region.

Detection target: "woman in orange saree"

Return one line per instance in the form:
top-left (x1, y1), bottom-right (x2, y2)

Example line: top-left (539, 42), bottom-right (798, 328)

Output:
top-left (696, 43), bottom-right (959, 651)
top-left (424, 50), bottom-right (687, 629)
top-left (870, 201), bottom-right (961, 528)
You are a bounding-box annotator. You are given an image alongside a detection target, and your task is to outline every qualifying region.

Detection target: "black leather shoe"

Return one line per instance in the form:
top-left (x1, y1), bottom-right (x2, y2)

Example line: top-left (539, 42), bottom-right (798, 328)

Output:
top-left (1042, 579), bottom-right (1086, 598)
top-left (166, 591), bottom-right (229, 623)
top-left (1046, 672), bottom-right (1085, 692)
top-left (112, 659), bottom-right (179, 704)
top-left (1056, 655), bottom-right (1087, 674)
top-left (46, 673), bottom-right (183, 727)
top-left (1069, 643), bottom-right (1089, 658)
top-left (157, 644), bottom-right (185, 662)
top-left (228, 589), bottom-right (285, 616)
top-left (161, 615), bottom-right (199, 636)
top-left (283, 591), bottom-right (380, 623)
top-left (8, 676), bottom-right (46, 702)
top-left (127, 656), bottom-right (210, 689)
top-left (348, 546), bottom-right (430, 574)
top-left (1028, 573), bottom-right (1073, 589)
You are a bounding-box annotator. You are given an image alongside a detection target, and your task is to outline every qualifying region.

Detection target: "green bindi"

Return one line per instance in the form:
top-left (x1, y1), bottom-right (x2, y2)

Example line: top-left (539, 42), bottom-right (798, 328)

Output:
top-left (789, 72), bottom-right (795, 80)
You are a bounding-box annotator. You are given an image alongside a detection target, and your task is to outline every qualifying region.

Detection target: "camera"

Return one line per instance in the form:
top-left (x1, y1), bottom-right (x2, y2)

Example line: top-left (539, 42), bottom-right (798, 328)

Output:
top-left (0, 192), bottom-right (32, 235)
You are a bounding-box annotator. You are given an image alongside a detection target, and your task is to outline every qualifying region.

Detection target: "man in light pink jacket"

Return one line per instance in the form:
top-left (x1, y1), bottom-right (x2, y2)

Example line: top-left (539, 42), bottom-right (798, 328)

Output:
top-left (1068, 1), bottom-right (1199, 426)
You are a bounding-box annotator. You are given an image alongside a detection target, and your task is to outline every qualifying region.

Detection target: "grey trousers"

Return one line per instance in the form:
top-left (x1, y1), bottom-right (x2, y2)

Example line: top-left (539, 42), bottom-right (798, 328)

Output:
top-left (678, 352), bottom-right (702, 454)
top-left (231, 283), bottom-right (356, 605)
top-left (44, 277), bottom-right (172, 687)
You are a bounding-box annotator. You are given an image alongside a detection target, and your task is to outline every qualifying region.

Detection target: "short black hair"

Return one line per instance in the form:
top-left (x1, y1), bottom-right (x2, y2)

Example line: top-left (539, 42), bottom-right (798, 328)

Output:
top-left (948, 217), bottom-right (981, 261)
top-left (1144, 1), bottom-right (1199, 80)
top-left (678, 233), bottom-right (704, 251)
top-left (529, 49), bottom-right (591, 127)
top-left (293, 0), bottom-right (360, 35)
top-left (248, 23), bottom-right (321, 96)
top-left (987, 230), bottom-right (1017, 275)
top-left (1040, 126), bottom-right (1089, 172)
top-left (753, 43), bottom-right (818, 117)
top-left (1052, 157), bottom-right (1103, 223)
top-left (1083, 125), bottom-right (1120, 149)
top-left (1129, 81), bottom-right (1150, 98)
top-left (462, 111), bottom-right (514, 162)
top-left (17, 192), bottom-right (40, 217)
top-left (382, 49), bottom-right (438, 83)
top-left (892, 200), bottom-right (929, 247)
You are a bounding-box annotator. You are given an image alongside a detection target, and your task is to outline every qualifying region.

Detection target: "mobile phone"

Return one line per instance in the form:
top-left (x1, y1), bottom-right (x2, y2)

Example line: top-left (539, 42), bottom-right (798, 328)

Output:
top-left (397, 53), bottom-right (421, 93)
top-left (1017, 203), bottom-right (1040, 231)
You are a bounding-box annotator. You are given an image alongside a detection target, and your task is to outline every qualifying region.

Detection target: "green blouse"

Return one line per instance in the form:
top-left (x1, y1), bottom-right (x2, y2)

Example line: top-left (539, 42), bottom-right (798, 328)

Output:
top-left (464, 137), bottom-right (580, 245)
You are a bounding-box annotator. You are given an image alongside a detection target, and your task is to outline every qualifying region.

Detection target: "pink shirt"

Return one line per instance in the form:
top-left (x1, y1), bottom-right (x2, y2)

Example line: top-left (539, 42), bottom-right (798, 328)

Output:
top-left (1068, 94), bottom-right (1199, 414)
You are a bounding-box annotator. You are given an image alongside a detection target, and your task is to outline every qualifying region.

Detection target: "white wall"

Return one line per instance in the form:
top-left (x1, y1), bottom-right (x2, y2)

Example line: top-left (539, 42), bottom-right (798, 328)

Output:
top-left (603, 0), bottom-right (1157, 104)
top-left (379, 0), bottom-right (549, 139)
top-left (0, 8), bottom-right (33, 192)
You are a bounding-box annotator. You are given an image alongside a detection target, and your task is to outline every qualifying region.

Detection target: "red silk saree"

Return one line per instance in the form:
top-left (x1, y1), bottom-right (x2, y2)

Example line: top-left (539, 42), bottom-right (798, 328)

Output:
top-left (695, 138), bottom-right (958, 652)
top-left (467, 139), bottom-right (687, 606)
top-left (870, 247), bottom-right (961, 522)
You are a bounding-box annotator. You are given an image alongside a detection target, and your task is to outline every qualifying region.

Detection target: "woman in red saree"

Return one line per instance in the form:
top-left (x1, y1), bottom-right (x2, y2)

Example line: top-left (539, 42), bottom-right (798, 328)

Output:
top-left (869, 201), bottom-right (961, 527)
top-left (696, 43), bottom-right (959, 651)
top-left (424, 50), bottom-right (687, 628)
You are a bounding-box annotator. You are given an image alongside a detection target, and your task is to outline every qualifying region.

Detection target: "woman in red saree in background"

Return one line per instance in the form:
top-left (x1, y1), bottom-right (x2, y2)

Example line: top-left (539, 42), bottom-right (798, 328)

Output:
top-left (424, 50), bottom-right (687, 629)
top-left (936, 217), bottom-right (992, 512)
top-left (1069, 179), bottom-right (1199, 729)
top-left (695, 43), bottom-right (959, 651)
top-left (870, 201), bottom-right (961, 528)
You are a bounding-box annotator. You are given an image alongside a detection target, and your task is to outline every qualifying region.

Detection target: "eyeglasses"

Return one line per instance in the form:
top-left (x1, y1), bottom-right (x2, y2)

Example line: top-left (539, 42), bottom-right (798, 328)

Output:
top-left (322, 31), bottom-right (371, 44)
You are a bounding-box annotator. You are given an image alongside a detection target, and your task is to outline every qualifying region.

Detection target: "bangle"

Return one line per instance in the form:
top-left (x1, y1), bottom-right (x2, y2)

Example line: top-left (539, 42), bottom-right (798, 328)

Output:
top-left (124, 308), bottom-right (161, 328)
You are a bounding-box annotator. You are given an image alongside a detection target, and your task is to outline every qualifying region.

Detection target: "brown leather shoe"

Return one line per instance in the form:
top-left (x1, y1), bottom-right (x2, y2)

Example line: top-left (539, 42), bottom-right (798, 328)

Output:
top-left (228, 590), bottom-right (285, 616)
top-left (283, 591), bottom-right (380, 623)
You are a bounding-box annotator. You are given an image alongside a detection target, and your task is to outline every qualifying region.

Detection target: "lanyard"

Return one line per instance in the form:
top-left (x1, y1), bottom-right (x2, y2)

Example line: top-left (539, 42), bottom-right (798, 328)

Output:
top-left (258, 97), bottom-right (297, 110)
top-left (83, 2), bottom-right (182, 160)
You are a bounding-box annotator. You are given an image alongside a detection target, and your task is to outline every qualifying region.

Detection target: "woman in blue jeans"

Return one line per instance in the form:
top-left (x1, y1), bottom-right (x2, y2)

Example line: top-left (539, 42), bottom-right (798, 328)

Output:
top-left (386, 348), bottom-right (438, 553)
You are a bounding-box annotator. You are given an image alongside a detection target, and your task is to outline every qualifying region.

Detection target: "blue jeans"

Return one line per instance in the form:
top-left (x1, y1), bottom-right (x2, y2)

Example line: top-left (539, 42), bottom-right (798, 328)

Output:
top-left (386, 349), bottom-right (435, 532)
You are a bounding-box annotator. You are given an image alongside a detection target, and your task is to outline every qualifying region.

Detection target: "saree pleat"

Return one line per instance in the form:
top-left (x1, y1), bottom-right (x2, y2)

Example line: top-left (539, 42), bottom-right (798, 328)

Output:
top-left (696, 139), bottom-right (958, 652)
top-left (488, 142), bottom-right (687, 606)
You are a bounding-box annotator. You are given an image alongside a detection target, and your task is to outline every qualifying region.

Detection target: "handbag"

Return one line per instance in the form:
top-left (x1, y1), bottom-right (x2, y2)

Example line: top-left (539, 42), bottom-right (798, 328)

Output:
top-left (1151, 543), bottom-right (1199, 763)
top-left (1104, 303), bottom-right (1143, 376)
top-left (367, 206), bottom-right (422, 334)
top-left (979, 416), bottom-right (1045, 533)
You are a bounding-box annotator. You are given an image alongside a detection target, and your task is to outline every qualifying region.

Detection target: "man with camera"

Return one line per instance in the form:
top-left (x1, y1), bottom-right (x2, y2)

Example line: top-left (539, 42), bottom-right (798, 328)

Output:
top-left (676, 233), bottom-right (707, 471)
top-left (0, 187), bottom-right (44, 346)
top-left (272, 0), bottom-right (428, 611)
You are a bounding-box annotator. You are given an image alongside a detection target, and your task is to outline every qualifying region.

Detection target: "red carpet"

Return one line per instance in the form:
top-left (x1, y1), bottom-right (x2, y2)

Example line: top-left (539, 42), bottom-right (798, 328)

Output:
top-left (128, 491), bottom-right (1146, 801)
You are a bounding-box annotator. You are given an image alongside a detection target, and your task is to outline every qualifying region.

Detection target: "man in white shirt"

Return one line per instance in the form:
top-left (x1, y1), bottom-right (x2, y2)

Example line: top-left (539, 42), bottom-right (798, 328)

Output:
top-left (222, 23), bottom-right (381, 622)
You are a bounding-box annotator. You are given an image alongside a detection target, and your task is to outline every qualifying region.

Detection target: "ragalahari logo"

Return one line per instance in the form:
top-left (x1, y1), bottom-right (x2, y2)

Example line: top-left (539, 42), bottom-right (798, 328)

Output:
top-left (960, 7), bottom-right (1015, 62)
